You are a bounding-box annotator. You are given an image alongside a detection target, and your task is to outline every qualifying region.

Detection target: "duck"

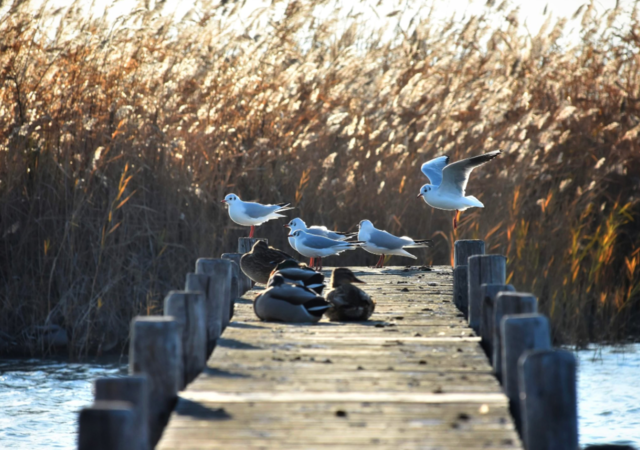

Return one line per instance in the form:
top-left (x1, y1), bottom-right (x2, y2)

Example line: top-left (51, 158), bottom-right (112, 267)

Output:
top-left (240, 240), bottom-right (296, 284)
top-left (325, 268), bottom-right (375, 321)
top-left (270, 260), bottom-right (326, 294)
top-left (254, 275), bottom-right (331, 323)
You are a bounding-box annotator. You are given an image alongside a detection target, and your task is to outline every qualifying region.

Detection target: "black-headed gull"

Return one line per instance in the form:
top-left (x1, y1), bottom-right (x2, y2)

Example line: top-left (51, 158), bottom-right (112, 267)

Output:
top-left (288, 229), bottom-right (361, 270)
top-left (357, 220), bottom-right (432, 268)
top-left (221, 193), bottom-right (294, 237)
top-left (284, 217), bottom-right (356, 267)
top-left (417, 150), bottom-right (501, 229)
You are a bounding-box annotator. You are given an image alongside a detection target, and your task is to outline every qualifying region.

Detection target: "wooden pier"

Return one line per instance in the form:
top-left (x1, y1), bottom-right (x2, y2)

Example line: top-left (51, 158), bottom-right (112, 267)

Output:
top-left (157, 266), bottom-right (521, 449)
top-left (78, 239), bottom-right (578, 450)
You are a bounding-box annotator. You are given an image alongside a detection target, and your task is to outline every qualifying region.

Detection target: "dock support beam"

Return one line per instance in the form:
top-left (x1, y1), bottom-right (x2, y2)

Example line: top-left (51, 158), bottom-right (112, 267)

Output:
top-left (468, 254), bottom-right (506, 334)
top-left (130, 317), bottom-right (181, 447)
top-left (164, 291), bottom-right (207, 387)
top-left (493, 292), bottom-right (538, 381)
top-left (501, 314), bottom-right (551, 432)
top-left (519, 349), bottom-right (578, 450)
top-left (453, 240), bottom-right (485, 318)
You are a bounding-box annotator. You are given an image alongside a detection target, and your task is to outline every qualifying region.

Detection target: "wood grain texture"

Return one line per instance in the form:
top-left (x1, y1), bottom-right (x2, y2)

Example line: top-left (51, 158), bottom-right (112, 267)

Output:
top-left (479, 284), bottom-right (515, 359)
top-left (467, 255), bottom-right (506, 334)
top-left (157, 267), bottom-right (522, 450)
top-left (78, 401), bottom-right (135, 450)
top-left (454, 240), bottom-right (485, 267)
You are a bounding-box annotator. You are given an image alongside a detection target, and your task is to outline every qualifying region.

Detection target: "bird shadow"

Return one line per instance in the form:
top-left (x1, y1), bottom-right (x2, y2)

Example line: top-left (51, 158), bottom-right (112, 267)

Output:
top-left (175, 398), bottom-right (233, 420)
top-left (216, 337), bottom-right (261, 350)
top-left (228, 321), bottom-right (266, 329)
top-left (201, 367), bottom-right (251, 379)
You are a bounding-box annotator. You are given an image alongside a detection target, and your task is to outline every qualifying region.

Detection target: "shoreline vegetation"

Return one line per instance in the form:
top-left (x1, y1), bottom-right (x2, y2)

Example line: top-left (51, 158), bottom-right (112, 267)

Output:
top-left (0, 0), bottom-right (639, 357)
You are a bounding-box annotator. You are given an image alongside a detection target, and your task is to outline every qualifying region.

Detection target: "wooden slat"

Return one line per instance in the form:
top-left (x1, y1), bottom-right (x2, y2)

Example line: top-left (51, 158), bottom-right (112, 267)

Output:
top-left (157, 266), bottom-right (522, 450)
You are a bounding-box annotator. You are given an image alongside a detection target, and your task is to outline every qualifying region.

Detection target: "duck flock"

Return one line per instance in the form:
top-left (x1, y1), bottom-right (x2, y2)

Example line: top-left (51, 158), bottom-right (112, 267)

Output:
top-left (221, 151), bottom-right (501, 324)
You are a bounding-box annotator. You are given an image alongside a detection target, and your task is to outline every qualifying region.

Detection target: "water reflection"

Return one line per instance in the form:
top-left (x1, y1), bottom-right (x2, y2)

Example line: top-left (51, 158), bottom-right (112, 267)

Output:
top-left (0, 358), bottom-right (126, 449)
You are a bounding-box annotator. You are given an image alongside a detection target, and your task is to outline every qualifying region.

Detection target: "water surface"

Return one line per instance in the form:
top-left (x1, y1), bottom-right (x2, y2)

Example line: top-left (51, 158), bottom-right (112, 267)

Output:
top-left (0, 346), bottom-right (638, 449)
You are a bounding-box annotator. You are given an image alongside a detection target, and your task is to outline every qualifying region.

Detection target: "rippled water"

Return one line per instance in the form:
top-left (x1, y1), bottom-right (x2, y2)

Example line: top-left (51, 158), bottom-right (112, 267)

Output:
top-left (576, 343), bottom-right (640, 448)
top-left (0, 346), bottom-right (638, 449)
top-left (0, 358), bottom-right (127, 449)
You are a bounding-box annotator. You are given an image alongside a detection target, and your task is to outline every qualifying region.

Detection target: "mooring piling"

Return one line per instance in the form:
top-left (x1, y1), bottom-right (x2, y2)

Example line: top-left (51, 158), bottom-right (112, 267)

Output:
top-left (479, 283), bottom-right (515, 359)
top-left (452, 239), bottom-right (485, 317)
top-left (78, 401), bottom-right (135, 450)
top-left (467, 254), bottom-right (506, 333)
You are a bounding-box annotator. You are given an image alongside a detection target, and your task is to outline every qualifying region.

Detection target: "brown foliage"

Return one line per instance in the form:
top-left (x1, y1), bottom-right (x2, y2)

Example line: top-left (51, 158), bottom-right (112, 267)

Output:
top-left (1, 1), bottom-right (639, 355)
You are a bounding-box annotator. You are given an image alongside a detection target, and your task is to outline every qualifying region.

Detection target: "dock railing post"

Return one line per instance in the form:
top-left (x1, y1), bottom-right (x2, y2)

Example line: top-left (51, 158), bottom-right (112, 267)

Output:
top-left (493, 292), bottom-right (538, 381)
top-left (129, 316), bottom-right (182, 447)
top-left (238, 237), bottom-right (263, 254)
top-left (453, 240), bottom-right (485, 318)
top-left (501, 314), bottom-right (551, 432)
top-left (78, 401), bottom-right (135, 450)
top-left (185, 273), bottom-right (216, 356)
top-left (479, 283), bottom-right (515, 359)
top-left (196, 258), bottom-right (233, 333)
top-left (222, 253), bottom-right (252, 295)
top-left (467, 254), bottom-right (506, 334)
top-left (519, 349), bottom-right (578, 450)
top-left (164, 291), bottom-right (207, 387)
top-left (223, 258), bottom-right (240, 321)
top-left (94, 376), bottom-right (149, 450)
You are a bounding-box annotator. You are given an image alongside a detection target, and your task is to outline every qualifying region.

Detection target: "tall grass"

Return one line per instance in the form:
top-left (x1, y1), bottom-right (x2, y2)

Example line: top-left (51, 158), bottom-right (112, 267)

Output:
top-left (1, 0), bottom-right (638, 356)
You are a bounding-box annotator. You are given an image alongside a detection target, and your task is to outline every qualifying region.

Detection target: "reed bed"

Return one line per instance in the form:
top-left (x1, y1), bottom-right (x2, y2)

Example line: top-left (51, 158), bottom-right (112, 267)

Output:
top-left (1, 0), bottom-right (639, 356)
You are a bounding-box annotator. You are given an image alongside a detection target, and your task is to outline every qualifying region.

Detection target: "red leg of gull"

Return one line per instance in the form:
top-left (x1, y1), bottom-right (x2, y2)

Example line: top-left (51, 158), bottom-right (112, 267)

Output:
top-left (249, 226), bottom-right (255, 238)
top-left (309, 257), bottom-right (315, 268)
top-left (453, 210), bottom-right (460, 230)
top-left (375, 254), bottom-right (384, 268)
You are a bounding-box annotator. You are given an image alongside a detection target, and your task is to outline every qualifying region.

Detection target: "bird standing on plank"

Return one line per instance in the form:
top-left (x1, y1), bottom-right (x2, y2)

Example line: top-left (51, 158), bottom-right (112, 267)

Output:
top-left (357, 220), bottom-right (432, 268)
top-left (325, 268), bottom-right (375, 322)
top-left (417, 150), bottom-right (501, 230)
top-left (221, 193), bottom-right (293, 238)
top-left (288, 230), bottom-right (362, 271)
top-left (253, 274), bottom-right (330, 323)
top-left (284, 217), bottom-right (357, 267)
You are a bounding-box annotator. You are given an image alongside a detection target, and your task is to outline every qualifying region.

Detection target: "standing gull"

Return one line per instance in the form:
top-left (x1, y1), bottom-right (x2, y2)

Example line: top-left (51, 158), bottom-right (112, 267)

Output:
top-left (288, 230), bottom-right (361, 271)
top-left (417, 150), bottom-right (501, 229)
top-left (221, 193), bottom-right (293, 237)
top-left (284, 217), bottom-right (356, 267)
top-left (357, 220), bottom-right (432, 268)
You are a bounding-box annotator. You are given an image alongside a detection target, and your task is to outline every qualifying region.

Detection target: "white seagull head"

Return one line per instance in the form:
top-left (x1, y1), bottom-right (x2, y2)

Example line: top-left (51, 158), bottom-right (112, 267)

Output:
top-left (221, 193), bottom-right (240, 205)
top-left (417, 184), bottom-right (434, 198)
top-left (358, 219), bottom-right (374, 230)
top-left (285, 217), bottom-right (307, 231)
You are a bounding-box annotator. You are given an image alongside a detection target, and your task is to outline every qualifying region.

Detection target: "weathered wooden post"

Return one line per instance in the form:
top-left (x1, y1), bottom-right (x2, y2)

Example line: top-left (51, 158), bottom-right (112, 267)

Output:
top-left (501, 314), bottom-right (551, 432)
top-left (94, 376), bottom-right (148, 450)
top-left (195, 258), bottom-right (232, 335)
top-left (479, 283), bottom-right (515, 359)
top-left (185, 272), bottom-right (215, 356)
top-left (519, 349), bottom-right (578, 450)
top-left (164, 291), bottom-right (207, 387)
top-left (493, 292), bottom-right (538, 381)
top-left (238, 237), bottom-right (263, 254)
top-left (78, 401), bottom-right (135, 450)
top-left (453, 240), bottom-right (485, 317)
top-left (224, 259), bottom-right (240, 321)
top-left (467, 254), bottom-right (506, 333)
top-left (222, 253), bottom-right (252, 294)
top-left (129, 317), bottom-right (181, 447)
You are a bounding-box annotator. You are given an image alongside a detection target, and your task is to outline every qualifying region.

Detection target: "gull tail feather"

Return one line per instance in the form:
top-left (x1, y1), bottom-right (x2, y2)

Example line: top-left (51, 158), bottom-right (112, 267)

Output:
top-left (466, 196), bottom-right (484, 208)
top-left (404, 239), bottom-right (433, 248)
top-left (275, 203), bottom-right (295, 212)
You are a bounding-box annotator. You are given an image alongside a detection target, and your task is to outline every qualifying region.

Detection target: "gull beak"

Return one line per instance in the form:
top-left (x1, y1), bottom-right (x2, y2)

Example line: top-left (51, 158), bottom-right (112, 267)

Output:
top-left (221, 200), bottom-right (226, 203)
top-left (416, 193), bottom-right (423, 198)
top-left (287, 234), bottom-right (294, 237)
top-left (283, 224), bottom-right (290, 228)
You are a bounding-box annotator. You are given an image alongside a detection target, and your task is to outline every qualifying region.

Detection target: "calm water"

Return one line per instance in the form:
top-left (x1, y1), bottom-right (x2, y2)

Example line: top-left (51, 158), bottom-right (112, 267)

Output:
top-left (0, 346), bottom-right (638, 449)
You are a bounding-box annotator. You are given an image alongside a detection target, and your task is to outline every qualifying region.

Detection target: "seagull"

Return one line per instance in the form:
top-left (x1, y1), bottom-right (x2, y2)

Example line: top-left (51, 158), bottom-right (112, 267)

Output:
top-left (284, 217), bottom-right (357, 267)
top-left (221, 193), bottom-right (294, 237)
top-left (288, 230), bottom-right (361, 271)
top-left (357, 220), bottom-right (432, 268)
top-left (417, 150), bottom-right (501, 229)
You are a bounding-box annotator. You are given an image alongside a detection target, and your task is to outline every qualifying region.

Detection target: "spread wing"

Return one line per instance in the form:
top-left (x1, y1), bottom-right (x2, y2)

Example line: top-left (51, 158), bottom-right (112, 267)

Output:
top-left (439, 151), bottom-right (500, 196)
top-left (420, 156), bottom-right (449, 186)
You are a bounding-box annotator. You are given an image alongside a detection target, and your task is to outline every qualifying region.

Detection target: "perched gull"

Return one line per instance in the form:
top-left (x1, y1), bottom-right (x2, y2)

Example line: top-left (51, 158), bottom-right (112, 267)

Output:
top-left (288, 229), bottom-right (361, 270)
top-left (357, 220), bottom-right (432, 268)
top-left (284, 217), bottom-right (356, 267)
top-left (417, 150), bottom-right (501, 229)
top-left (221, 193), bottom-right (294, 237)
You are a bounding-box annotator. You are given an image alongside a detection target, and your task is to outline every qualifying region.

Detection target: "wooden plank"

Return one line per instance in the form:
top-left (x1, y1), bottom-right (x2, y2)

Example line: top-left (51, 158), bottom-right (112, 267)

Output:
top-left (157, 266), bottom-right (522, 450)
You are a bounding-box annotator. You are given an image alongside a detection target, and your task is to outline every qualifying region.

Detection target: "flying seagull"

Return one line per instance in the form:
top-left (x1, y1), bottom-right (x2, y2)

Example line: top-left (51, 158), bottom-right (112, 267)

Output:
top-left (417, 150), bottom-right (501, 229)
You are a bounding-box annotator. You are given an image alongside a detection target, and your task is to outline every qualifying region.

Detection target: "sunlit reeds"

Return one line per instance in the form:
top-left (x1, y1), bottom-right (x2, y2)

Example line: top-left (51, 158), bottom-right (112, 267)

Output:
top-left (0, 0), bottom-right (638, 355)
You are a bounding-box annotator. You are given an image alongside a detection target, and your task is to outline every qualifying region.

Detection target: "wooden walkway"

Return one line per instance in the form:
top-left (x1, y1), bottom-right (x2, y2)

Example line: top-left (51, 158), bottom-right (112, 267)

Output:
top-left (157, 266), bottom-right (522, 449)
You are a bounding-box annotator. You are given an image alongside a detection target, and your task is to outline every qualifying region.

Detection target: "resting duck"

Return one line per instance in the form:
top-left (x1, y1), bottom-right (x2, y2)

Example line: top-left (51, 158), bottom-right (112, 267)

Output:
top-left (325, 268), bottom-right (375, 321)
top-left (270, 260), bottom-right (326, 294)
top-left (240, 240), bottom-right (296, 284)
top-left (254, 275), bottom-right (330, 323)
